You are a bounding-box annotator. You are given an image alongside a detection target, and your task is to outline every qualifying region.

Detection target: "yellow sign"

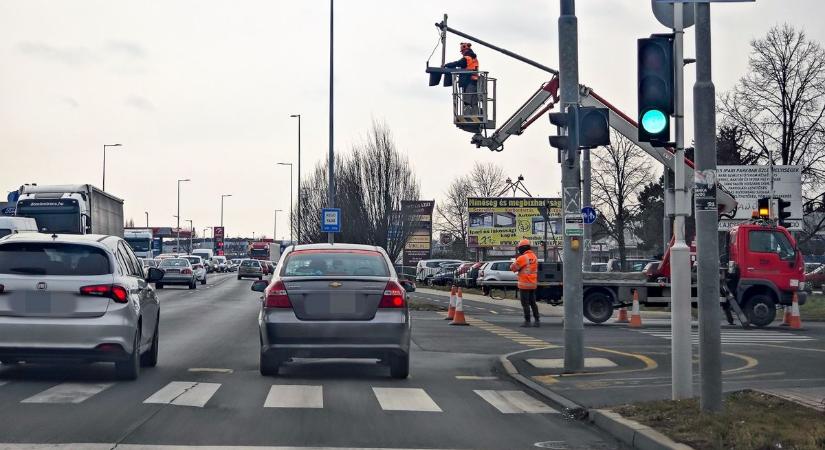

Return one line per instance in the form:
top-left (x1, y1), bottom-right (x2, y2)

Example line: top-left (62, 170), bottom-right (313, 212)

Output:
top-left (467, 197), bottom-right (562, 248)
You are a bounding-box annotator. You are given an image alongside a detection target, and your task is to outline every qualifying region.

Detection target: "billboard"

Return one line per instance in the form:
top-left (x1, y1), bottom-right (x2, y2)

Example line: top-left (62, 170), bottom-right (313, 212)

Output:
top-left (401, 200), bottom-right (434, 267)
top-left (717, 165), bottom-right (803, 230)
top-left (467, 197), bottom-right (562, 248)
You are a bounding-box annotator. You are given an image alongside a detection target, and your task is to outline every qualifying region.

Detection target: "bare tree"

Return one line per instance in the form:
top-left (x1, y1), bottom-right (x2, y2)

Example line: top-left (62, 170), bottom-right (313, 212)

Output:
top-left (592, 131), bottom-right (654, 269)
top-left (468, 162), bottom-right (507, 197)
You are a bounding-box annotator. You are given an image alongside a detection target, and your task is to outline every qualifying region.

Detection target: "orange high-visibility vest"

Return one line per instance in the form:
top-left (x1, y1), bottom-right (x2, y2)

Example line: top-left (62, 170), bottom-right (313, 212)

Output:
top-left (464, 55), bottom-right (479, 80)
top-left (510, 250), bottom-right (538, 290)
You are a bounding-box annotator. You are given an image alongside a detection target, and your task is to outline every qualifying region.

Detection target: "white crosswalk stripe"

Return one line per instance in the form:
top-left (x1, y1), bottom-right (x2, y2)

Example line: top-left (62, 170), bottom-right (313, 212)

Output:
top-left (474, 390), bottom-right (558, 414)
top-left (143, 381), bottom-right (221, 407)
top-left (372, 387), bottom-right (442, 412)
top-left (264, 385), bottom-right (323, 408)
top-left (634, 329), bottom-right (815, 344)
top-left (21, 382), bottom-right (113, 404)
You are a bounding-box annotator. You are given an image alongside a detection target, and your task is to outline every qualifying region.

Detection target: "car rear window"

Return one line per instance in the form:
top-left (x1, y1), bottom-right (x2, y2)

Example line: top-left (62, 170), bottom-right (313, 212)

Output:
top-left (183, 257), bottom-right (201, 264)
top-left (282, 249), bottom-right (389, 277)
top-left (160, 258), bottom-right (190, 267)
top-left (0, 229), bottom-right (11, 238)
top-left (241, 260), bottom-right (259, 267)
top-left (0, 242), bottom-right (111, 275)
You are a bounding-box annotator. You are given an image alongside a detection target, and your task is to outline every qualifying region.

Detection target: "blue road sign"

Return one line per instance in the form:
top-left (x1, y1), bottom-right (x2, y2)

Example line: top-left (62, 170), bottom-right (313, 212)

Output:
top-left (321, 208), bottom-right (341, 233)
top-left (7, 191), bottom-right (19, 203)
top-left (581, 206), bottom-right (597, 225)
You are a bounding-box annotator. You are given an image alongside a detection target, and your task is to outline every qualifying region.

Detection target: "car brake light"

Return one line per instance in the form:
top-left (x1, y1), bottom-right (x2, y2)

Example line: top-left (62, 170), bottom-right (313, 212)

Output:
top-left (265, 281), bottom-right (292, 308)
top-left (181, 268), bottom-right (193, 274)
top-left (80, 284), bottom-right (129, 304)
top-left (378, 281), bottom-right (406, 308)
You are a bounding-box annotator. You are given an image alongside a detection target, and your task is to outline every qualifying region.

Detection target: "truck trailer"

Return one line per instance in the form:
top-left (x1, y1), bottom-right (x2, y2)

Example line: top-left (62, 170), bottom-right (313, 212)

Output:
top-left (15, 184), bottom-right (124, 237)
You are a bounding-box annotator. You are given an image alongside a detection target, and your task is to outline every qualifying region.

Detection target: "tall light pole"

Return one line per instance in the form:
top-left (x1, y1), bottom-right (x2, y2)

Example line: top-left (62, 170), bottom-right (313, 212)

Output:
top-left (186, 219), bottom-right (193, 254)
top-left (274, 209), bottom-right (283, 241)
top-left (177, 179), bottom-right (191, 252)
top-left (327, 0), bottom-right (335, 244)
top-left (145, 211), bottom-right (149, 228)
top-left (102, 144), bottom-right (122, 191)
top-left (277, 162), bottom-right (294, 242)
top-left (289, 114), bottom-right (302, 243)
top-left (203, 227), bottom-right (211, 250)
top-left (221, 194), bottom-right (232, 227)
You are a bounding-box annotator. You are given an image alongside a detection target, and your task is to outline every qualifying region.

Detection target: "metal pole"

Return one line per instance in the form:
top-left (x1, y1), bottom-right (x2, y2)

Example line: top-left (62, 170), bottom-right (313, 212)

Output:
top-left (440, 14), bottom-right (447, 67)
top-left (221, 196), bottom-right (224, 228)
top-left (102, 145), bottom-right (106, 191)
top-left (582, 149), bottom-right (591, 270)
top-left (670, 2), bottom-right (693, 400)
top-left (145, 211), bottom-right (149, 228)
top-left (693, 2), bottom-right (722, 412)
top-left (187, 219), bottom-right (193, 254)
top-left (664, 169), bottom-right (673, 250)
top-left (274, 210), bottom-right (278, 240)
top-left (289, 166), bottom-right (293, 241)
top-left (297, 115), bottom-right (302, 243)
top-left (177, 182), bottom-right (181, 252)
top-left (327, 0), bottom-right (335, 245)
top-left (559, 0), bottom-right (583, 372)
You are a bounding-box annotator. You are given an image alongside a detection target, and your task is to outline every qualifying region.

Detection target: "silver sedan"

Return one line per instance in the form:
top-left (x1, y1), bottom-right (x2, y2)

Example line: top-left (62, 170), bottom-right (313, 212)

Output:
top-left (252, 243), bottom-right (411, 378)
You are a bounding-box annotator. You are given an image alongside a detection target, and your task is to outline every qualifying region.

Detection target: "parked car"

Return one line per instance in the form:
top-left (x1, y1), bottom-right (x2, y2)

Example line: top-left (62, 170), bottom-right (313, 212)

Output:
top-left (238, 259), bottom-right (263, 280)
top-left (415, 258), bottom-right (463, 283)
top-left (805, 263), bottom-right (825, 291)
top-left (156, 258), bottom-right (197, 289)
top-left (588, 262), bottom-right (608, 272)
top-left (182, 255), bottom-right (208, 285)
top-left (479, 260), bottom-right (518, 283)
top-left (0, 233), bottom-right (161, 380)
top-left (430, 262), bottom-right (463, 286)
top-left (251, 243), bottom-right (410, 378)
top-left (606, 258), bottom-right (658, 272)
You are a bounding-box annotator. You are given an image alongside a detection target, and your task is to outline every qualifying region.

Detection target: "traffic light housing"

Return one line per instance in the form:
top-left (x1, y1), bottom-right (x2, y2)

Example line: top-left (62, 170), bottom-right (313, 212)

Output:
top-left (638, 35), bottom-right (674, 144)
top-left (549, 105), bottom-right (611, 164)
top-left (548, 106), bottom-right (577, 152)
top-left (777, 198), bottom-right (792, 228)
top-left (757, 197), bottom-right (770, 219)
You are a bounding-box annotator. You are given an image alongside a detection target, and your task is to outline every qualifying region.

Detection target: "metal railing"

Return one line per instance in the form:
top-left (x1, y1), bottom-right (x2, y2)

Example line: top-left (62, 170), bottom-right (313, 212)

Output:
top-left (451, 71), bottom-right (496, 129)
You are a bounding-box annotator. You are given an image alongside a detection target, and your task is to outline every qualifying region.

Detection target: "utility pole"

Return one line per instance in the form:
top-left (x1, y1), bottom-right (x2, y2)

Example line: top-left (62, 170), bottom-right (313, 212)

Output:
top-left (327, 0), bottom-right (335, 245)
top-left (670, 1), bottom-right (692, 400)
top-left (559, 0), bottom-right (584, 372)
top-left (663, 169), bottom-right (673, 250)
top-left (290, 114), bottom-right (302, 243)
top-left (221, 194), bottom-right (232, 228)
top-left (693, 2), bottom-right (722, 412)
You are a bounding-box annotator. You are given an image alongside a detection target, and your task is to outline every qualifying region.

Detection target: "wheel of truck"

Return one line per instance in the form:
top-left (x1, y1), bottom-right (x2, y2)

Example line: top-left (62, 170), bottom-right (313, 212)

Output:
top-left (583, 290), bottom-right (613, 324)
top-left (743, 294), bottom-right (776, 328)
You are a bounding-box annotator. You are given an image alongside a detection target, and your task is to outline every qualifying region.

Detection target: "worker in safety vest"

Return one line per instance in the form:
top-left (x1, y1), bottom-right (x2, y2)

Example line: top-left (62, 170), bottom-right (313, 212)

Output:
top-left (510, 239), bottom-right (540, 327)
top-left (444, 42), bottom-right (479, 114)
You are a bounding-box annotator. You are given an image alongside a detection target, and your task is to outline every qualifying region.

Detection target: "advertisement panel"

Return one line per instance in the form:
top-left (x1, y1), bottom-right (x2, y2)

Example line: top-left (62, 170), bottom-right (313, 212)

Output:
top-left (717, 165), bottom-right (803, 230)
top-left (213, 226), bottom-right (225, 255)
top-left (401, 200), bottom-right (434, 267)
top-left (467, 197), bottom-right (562, 248)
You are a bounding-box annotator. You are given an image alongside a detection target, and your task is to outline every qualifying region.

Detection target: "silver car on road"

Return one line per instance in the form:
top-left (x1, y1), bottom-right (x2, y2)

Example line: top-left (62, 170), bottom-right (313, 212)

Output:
top-left (252, 244), bottom-right (411, 378)
top-left (156, 258), bottom-right (197, 289)
top-left (0, 233), bottom-right (162, 380)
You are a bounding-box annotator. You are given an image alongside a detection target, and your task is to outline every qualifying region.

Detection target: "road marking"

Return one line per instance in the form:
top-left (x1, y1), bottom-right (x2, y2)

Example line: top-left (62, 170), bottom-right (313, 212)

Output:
top-left (372, 387), bottom-right (442, 412)
top-left (143, 381), bottom-right (221, 407)
top-left (188, 368), bottom-right (234, 374)
top-left (490, 310), bottom-right (499, 314)
top-left (635, 329), bottom-right (814, 344)
top-left (264, 385), bottom-right (323, 408)
top-left (455, 375), bottom-right (498, 380)
top-left (21, 382), bottom-right (113, 404)
top-left (528, 358), bottom-right (617, 369)
top-left (474, 390), bottom-right (558, 414)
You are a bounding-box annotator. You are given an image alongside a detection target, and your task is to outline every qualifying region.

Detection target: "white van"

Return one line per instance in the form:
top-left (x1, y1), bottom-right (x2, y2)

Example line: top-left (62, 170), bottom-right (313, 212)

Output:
top-left (0, 217), bottom-right (38, 239)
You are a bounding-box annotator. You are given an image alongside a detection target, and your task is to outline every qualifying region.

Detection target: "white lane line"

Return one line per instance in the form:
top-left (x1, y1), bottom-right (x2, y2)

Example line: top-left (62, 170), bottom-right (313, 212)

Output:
top-left (455, 375), bottom-right (498, 380)
top-left (490, 310), bottom-right (499, 314)
top-left (188, 368), bottom-right (234, 374)
top-left (143, 381), bottom-right (221, 407)
top-left (264, 385), bottom-right (323, 408)
top-left (21, 382), bottom-right (113, 404)
top-left (372, 387), bottom-right (442, 412)
top-left (474, 390), bottom-right (558, 414)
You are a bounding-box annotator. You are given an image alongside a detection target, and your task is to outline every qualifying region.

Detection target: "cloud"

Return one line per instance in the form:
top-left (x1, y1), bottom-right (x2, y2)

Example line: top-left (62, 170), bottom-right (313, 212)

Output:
top-left (16, 41), bottom-right (98, 66)
top-left (106, 40), bottom-right (147, 59)
top-left (125, 95), bottom-right (155, 111)
top-left (58, 96), bottom-right (79, 108)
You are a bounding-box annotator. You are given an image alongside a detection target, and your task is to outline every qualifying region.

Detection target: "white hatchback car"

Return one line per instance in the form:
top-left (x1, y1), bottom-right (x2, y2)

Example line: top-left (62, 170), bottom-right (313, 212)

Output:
top-left (0, 233), bottom-right (162, 380)
top-left (182, 255), bottom-right (208, 285)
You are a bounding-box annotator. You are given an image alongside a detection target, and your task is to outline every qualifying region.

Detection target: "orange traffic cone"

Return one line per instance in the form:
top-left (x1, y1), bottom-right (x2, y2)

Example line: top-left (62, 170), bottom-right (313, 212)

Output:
top-left (789, 292), bottom-right (803, 329)
top-left (616, 307), bottom-right (629, 323)
top-left (780, 305), bottom-right (792, 326)
top-left (629, 290), bottom-right (642, 328)
top-left (445, 286), bottom-right (456, 320)
top-left (450, 287), bottom-right (469, 326)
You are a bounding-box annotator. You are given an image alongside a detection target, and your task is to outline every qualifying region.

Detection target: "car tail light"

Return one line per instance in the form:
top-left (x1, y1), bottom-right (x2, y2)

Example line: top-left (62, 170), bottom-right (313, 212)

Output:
top-left (265, 281), bottom-right (292, 308)
top-left (378, 281), bottom-right (406, 308)
top-left (80, 284), bottom-right (129, 303)
top-left (181, 268), bottom-right (193, 274)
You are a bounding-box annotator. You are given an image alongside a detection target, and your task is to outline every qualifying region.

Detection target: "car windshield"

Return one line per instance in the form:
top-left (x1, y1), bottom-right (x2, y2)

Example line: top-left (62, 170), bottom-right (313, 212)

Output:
top-left (0, 242), bottom-right (111, 275)
top-left (282, 249), bottom-right (389, 277)
top-left (160, 258), bottom-right (190, 267)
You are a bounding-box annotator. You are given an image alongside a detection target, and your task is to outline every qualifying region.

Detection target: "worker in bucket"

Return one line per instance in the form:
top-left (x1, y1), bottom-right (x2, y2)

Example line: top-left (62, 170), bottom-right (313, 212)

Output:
top-left (510, 239), bottom-right (540, 327)
top-left (444, 42), bottom-right (479, 115)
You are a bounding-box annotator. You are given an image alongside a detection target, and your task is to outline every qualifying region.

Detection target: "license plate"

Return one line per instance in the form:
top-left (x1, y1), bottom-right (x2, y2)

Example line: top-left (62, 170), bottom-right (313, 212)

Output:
top-left (25, 291), bottom-right (51, 313)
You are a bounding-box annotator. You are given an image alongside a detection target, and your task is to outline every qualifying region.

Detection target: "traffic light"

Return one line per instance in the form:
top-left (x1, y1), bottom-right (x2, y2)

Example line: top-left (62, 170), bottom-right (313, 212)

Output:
top-left (638, 35), bottom-right (674, 144)
top-left (777, 198), bottom-right (792, 228)
top-left (549, 105), bottom-right (611, 164)
top-left (757, 197), bottom-right (770, 219)
top-left (548, 106), bottom-right (578, 152)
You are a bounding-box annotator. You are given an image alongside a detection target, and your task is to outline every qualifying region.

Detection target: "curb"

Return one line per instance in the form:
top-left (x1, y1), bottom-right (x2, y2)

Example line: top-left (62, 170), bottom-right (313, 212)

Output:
top-left (499, 349), bottom-right (692, 450)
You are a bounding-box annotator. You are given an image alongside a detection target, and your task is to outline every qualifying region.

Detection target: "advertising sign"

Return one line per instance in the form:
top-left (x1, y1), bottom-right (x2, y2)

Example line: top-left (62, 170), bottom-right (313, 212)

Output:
top-left (402, 200), bottom-right (434, 267)
top-left (213, 226), bottom-right (226, 255)
top-left (717, 165), bottom-right (803, 230)
top-left (467, 197), bottom-right (562, 248)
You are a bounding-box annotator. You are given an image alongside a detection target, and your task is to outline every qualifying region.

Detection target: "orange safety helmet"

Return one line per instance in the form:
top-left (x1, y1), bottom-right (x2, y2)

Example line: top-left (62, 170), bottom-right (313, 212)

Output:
top-left (517, 239), bottom-right (531, 248)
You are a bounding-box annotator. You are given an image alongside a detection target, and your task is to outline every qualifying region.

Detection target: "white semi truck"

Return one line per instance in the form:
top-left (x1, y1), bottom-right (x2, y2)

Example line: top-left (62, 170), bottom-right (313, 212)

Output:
top-left (15, 184), bottom-right (124, 237)
top-left (124, 228), bottom-right (154, 258)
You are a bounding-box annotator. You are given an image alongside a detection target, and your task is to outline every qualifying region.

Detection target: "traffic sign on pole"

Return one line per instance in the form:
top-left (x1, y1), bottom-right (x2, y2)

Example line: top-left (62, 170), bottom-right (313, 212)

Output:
top-left (322, 208), bottom-right (341, 233)
top-left (581, 206), bottom-right (597, 224)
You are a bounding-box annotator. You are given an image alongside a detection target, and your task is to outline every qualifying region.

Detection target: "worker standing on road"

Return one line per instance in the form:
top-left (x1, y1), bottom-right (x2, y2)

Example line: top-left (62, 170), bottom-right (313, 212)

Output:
top-left (511, 239), bottom-right (540, 327)
top-left (444, 42), bottom-right (479, 115)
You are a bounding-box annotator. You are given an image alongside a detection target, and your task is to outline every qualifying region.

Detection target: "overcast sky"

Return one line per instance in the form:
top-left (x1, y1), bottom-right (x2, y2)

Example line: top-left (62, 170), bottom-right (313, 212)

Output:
top-left (1, 0), bottom-right (823, 239)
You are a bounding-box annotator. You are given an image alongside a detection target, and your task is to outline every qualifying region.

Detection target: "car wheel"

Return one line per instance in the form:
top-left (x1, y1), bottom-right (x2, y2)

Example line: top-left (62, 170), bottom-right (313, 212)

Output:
top-left (115, 330), bottom-right (141, 380)
top-left (189, 280), bottom-right (197, 290)
top-left (583, 290), bottom-right (614, 324)
top-left (140, 317), bottom-right (159, 368)
top-left (744, 294), bottom-right (776, 328)
top-left (260, 350), bottom-right (279, 376)
top-left (389, 352), bottom-right (409, 379)
top-left (258, 276), bottom-right (263, 280)
top-left (156, 283), bottom-right (164, 289)
top-left (238, 275), bottom-right (242, 280)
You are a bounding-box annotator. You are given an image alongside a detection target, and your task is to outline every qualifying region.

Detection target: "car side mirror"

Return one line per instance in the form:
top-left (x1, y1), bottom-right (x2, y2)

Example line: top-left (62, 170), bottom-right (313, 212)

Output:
top-left (251, 280), bottom-right (268, 292)
top-left (146, 267), bottom-right (164, 283)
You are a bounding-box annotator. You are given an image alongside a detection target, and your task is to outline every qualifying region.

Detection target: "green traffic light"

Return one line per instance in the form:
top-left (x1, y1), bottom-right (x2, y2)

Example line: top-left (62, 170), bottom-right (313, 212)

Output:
top-left (641, 109), bottom-right (667, 134)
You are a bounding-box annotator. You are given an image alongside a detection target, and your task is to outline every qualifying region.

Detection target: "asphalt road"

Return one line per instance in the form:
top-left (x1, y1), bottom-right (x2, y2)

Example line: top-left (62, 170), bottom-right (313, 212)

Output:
top-left (0, 275), bottom-right (620, 450)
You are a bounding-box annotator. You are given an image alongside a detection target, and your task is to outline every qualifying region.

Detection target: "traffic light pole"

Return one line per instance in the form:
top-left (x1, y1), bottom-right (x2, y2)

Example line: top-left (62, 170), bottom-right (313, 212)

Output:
top-left (670, 2), bottom-right (692, 400)
top-left (582, 149), bottom-right (592, 270)
top-left (559, 0), bottom-right (584, 373)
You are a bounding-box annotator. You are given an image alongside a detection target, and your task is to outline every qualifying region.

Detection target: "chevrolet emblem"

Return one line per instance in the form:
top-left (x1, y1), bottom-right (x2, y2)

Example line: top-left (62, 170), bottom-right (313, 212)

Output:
top-left (329, 281), bottom-right (343, 288)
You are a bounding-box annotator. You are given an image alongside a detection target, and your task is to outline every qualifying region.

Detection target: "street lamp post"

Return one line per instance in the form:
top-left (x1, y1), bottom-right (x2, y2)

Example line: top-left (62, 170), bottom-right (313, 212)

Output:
top-left (327, 0), bottom-right (335, 245)
top-left (289, 114), bottom-right (302, 243)
top-left (277, 162), bottom-right (294, 242)
top-left (145, 211), bottom-right (149, 228)
top-left (177, 179), bottom-right (191, 252)
top-left (221, 194), bottom-right (232, 228)
top-left (203, 227), bottom-right (211, 250)
top-left (274, 209), bottom-right (283, 241)
top-left (102, 144), bottom-right (122, 191)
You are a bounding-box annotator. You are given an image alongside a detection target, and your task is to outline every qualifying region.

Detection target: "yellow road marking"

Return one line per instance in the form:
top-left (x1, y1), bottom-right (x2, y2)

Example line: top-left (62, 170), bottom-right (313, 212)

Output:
top-left (722, 351), bottom-right (759, 374)
top-left (532, 375), bottom-right (559, 385)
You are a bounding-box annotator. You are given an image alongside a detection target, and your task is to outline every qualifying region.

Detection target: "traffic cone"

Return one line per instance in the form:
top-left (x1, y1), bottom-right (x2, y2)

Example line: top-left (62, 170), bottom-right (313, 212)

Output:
top-left (445, 285), bottom-right (456, 320)
top-left (789, 292), bottom-right (803, 329)
top-left (629, 290), bottom-right (643, 328)
top-left (780, 305), bottom-right (792, 326)
top-left (450, 287), bottom-right (469, 326)
top-left (616, 307), bottom-right (629, 323)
